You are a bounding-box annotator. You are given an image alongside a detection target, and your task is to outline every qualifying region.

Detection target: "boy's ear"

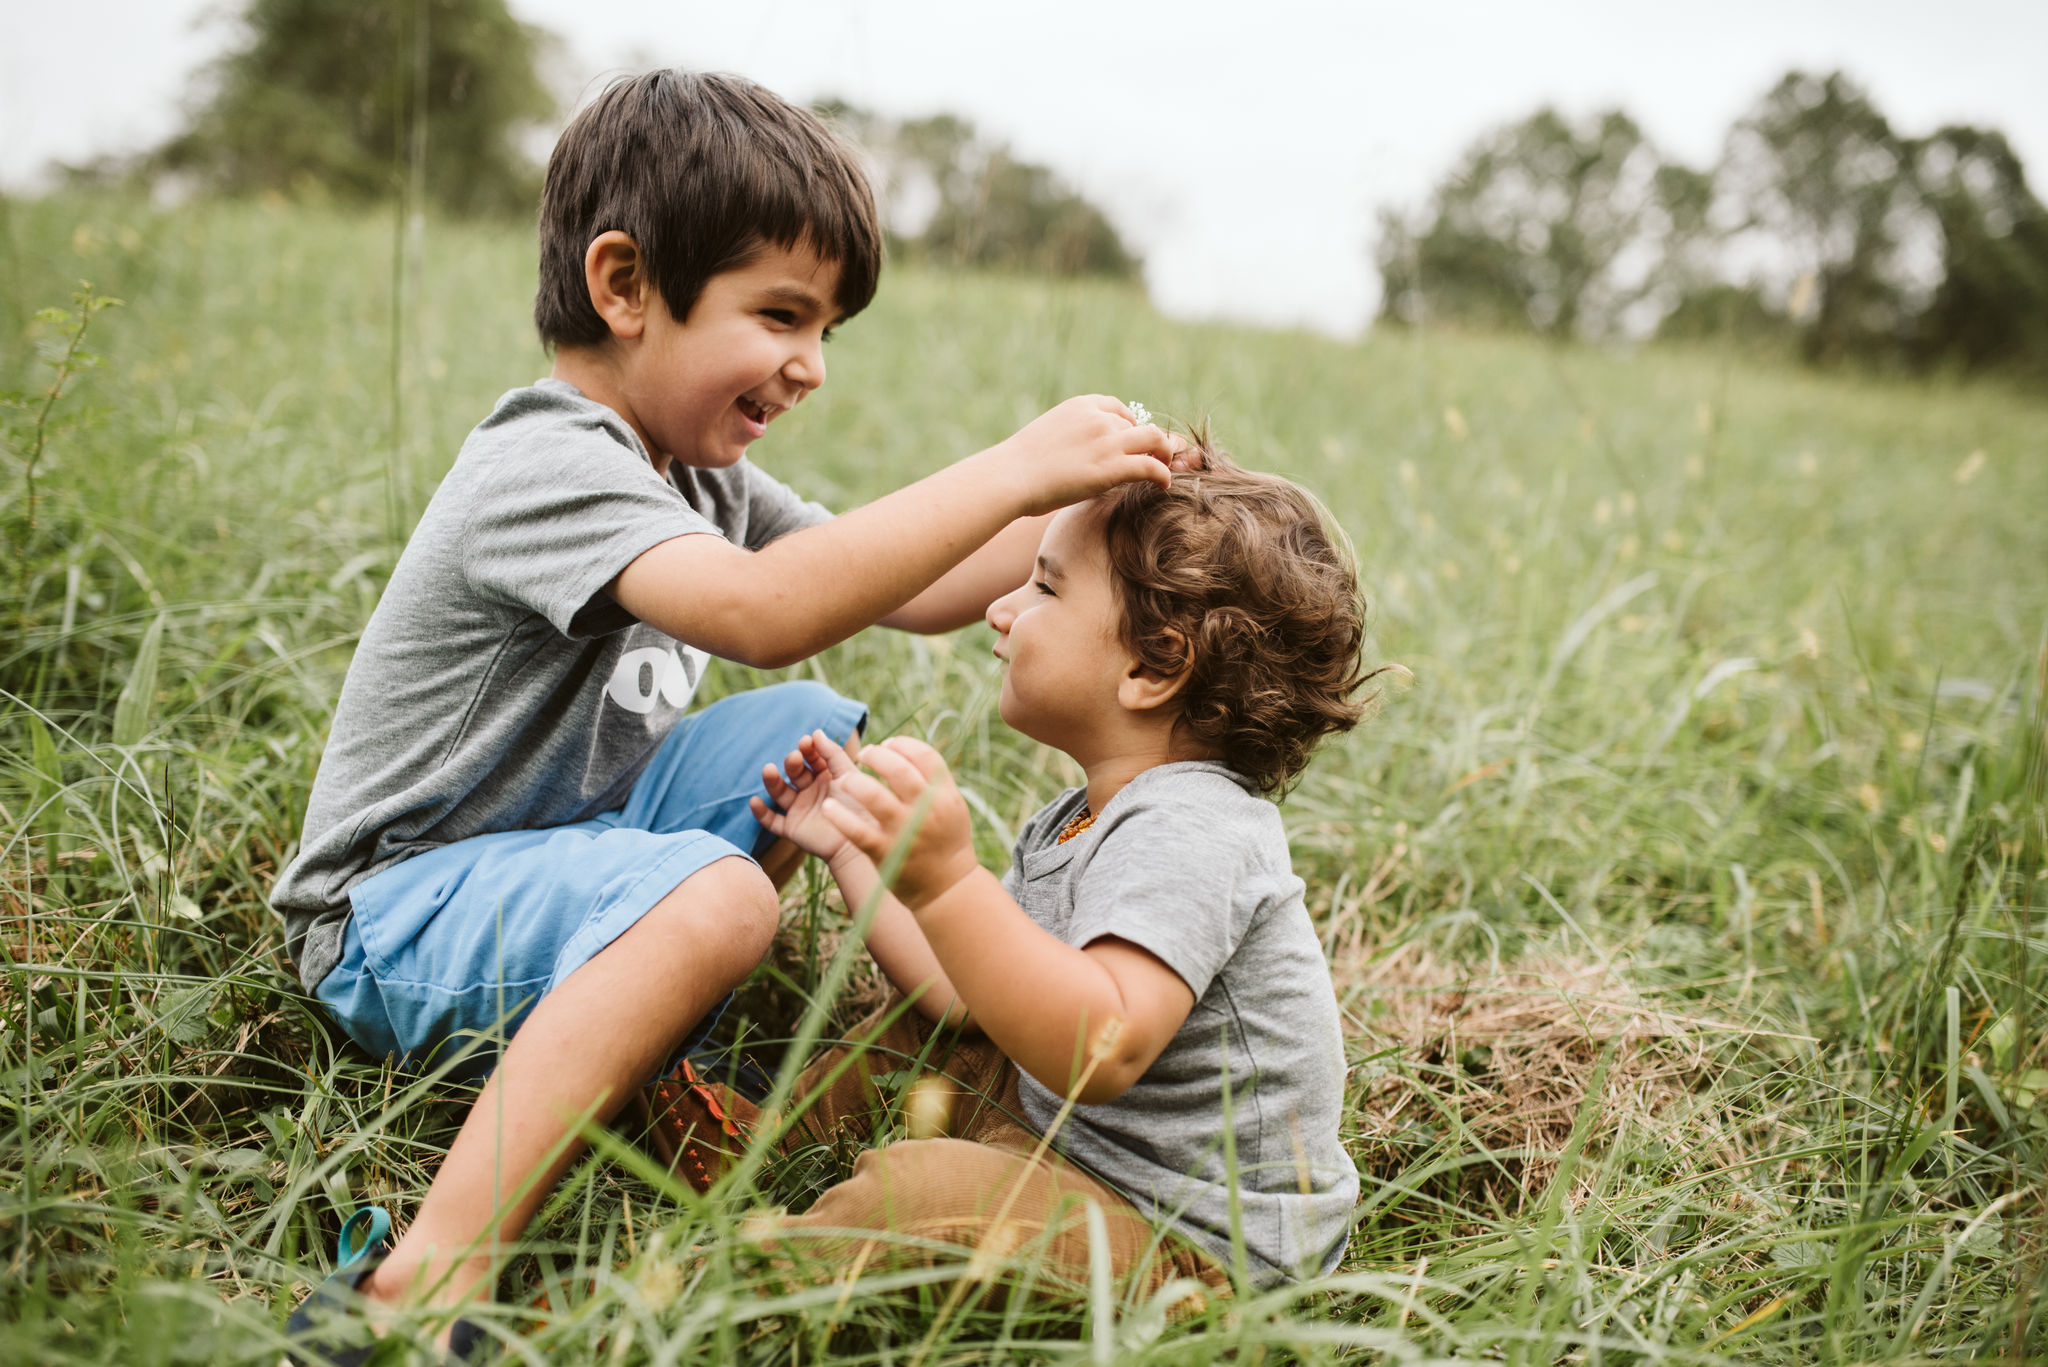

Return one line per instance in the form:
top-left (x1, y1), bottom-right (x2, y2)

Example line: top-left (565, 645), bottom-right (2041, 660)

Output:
top-left (584, 231), bottom-right (651, 340)
top-left (1117, 629), bottom-right (1192, 714)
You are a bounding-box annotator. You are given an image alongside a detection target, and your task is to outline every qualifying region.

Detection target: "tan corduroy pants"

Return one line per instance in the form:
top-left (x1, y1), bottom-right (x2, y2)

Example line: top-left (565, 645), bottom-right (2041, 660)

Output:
top-left (698, 1000), bottom-right (1229, 1300)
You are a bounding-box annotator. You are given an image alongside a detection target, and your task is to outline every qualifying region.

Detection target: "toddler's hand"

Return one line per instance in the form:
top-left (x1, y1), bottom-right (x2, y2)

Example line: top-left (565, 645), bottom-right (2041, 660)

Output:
top-left (993, 396), bottom-right (1180, 515)
top-left (749, 730), bottom-right (865, 864)
top-left (813, 735), bottom-right (981, 910)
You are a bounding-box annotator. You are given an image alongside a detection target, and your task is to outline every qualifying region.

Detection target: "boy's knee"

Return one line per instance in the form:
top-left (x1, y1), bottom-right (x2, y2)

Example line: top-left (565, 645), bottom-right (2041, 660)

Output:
top-left (646, 854), bottom-right (779, 969)
top-left (704, 856), bottom-right (780, 953)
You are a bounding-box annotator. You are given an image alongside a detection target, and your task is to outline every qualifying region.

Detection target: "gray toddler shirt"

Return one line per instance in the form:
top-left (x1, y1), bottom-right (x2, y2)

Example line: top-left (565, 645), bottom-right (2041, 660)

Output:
top-left (272, 379), bottom-right (833, 989)
top-left (1003, 762), bottom-right (1359, 1281)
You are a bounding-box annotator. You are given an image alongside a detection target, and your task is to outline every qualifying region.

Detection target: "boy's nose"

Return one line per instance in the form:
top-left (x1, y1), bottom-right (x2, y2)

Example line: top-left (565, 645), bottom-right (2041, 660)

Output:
top-left (785, 336), bottom-right (826, 391)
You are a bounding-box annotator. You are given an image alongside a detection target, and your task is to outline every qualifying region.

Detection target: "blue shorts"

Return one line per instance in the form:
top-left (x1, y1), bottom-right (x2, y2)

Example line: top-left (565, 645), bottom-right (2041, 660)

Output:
top-left (313, 679), bottom-right (867, 1073)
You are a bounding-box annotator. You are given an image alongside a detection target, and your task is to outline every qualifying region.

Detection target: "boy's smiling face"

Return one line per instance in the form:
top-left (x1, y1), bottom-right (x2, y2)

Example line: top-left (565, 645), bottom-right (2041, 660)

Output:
top-left (986, 503), bottom-right (1135, 754)
top-left (575, 238), bottom-right (843, 473)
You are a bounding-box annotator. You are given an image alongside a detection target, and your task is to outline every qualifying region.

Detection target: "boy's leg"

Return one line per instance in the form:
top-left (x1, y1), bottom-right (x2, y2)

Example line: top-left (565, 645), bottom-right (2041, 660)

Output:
top-left (307, 681), bottom-right (862, 1329)
top-left (764, 1132), bottom-right (1227, 1299)
top-left (746, 1039), bottom-right (1219, 1299)
top-left (759, 1050), bottom-right (1223, 1298)
top-left (360, 854), bottom-right (779, 1318)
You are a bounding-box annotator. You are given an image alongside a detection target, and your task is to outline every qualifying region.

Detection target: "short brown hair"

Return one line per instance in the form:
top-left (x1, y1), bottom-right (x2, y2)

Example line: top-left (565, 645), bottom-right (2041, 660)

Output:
top-left (1096, 443), bottom-right (1374, 795)
top-left (534, 71), bottom-right (882, 348)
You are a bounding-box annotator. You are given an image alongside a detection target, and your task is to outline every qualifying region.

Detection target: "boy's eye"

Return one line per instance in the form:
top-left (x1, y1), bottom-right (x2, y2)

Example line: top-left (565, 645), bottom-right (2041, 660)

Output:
top-left (821, 326), bottom-right (835, 344)
top-left (763, 309), bottom-right (796, 326)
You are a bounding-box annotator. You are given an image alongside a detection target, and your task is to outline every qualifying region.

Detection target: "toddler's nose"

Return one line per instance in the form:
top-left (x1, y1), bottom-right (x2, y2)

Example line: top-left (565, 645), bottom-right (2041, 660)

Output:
top-left (986, 589), bottom-right (1019, 634)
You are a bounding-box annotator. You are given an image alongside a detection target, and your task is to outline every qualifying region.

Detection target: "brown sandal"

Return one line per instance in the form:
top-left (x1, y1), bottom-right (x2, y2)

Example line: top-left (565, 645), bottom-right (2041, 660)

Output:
top-left (635, 1059), bottom-right (748, 1193)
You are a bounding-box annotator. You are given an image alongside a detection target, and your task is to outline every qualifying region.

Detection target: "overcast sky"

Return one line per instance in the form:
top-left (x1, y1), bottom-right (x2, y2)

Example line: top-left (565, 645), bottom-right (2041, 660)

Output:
top-left (5, 0), bottom-right (2045, 335)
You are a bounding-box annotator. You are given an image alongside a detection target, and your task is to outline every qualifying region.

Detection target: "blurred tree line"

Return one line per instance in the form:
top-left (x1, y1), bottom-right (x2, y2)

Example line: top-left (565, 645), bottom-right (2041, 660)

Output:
top-left (151, 0), bottom-right (556, 217)
top-left (103, 0), bottom-right (1138, 281)
top-left (818, 103), bottom-right (1139, 279)
top-left (1378, 70), bottom-right (2048, 383)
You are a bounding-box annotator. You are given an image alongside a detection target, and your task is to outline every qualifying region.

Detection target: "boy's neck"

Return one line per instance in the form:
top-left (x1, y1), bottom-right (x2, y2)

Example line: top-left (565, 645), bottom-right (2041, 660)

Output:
top-left (550, 346), bottom-right (668, 476)
top-left (1074, 727), bottom-right (1213, 818)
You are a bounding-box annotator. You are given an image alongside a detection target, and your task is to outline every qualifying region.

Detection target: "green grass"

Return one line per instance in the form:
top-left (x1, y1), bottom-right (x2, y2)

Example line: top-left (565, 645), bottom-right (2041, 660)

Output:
top-left (2, 190), bottom-right (2045, 1363)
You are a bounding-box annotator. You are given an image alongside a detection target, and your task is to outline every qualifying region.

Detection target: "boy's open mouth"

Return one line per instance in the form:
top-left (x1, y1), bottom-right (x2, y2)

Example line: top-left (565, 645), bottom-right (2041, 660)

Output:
top-left (737, 396), bottom-right (780, 430)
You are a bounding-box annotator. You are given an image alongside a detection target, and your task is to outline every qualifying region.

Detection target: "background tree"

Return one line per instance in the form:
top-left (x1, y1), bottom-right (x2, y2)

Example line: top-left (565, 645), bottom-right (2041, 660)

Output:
top-left (1907, 124), bottom-right (2048, 379)
top-left (1382, 68), bottom-right (2048, 385)
top-left (157, 0), bottom-right (556, 217)
top-left (1651, 283), bottom-right (1793, 351)
top-left (822, 102), bottom-right (1139, 279)
top-left (1376, 108), bottom-right (1702, 339)
top-left (1713, 70), bottom-right (1925, 366)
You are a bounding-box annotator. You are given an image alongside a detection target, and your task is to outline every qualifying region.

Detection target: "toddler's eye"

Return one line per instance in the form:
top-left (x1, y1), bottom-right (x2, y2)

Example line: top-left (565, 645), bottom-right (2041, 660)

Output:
top-left (1034, 581), bottom-right (1055, 596)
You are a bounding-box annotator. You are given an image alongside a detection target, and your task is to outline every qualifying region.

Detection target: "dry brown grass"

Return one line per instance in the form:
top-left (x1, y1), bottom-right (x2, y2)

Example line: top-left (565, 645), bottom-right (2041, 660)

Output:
top-left (1342, 946), bottom-right (1765, 1207)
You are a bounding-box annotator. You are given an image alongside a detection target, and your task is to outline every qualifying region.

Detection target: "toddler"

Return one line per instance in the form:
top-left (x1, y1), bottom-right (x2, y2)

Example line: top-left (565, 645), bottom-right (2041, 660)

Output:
top-left (662, 445), bottom-right (1372, 1290)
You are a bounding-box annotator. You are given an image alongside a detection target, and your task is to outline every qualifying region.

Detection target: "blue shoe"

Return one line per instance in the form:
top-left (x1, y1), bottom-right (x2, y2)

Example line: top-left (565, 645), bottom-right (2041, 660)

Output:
top-left (285, 1207), bottom-right (398, 1365)
top-left (285, 1209), bottom-right (494, 1363)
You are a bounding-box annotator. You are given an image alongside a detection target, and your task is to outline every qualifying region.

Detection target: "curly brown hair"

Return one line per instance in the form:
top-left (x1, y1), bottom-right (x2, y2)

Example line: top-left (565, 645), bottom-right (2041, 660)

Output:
top-left (1095, 441), bottom-right (1375, 795)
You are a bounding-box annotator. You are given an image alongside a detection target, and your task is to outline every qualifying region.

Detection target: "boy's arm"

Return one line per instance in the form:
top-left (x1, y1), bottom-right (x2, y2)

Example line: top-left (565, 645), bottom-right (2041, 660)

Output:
top-left (814, 737), bottom-right (1195, 1103)
top-left (883, 437), bottom-right (1192, 634)
top-left (879, 512), bottom-right (1051, 634)
top-left (612, 398), bottom-right (1172, 668)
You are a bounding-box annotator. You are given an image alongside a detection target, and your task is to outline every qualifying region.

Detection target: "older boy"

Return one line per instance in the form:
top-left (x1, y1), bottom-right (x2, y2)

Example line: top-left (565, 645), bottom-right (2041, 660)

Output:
top-left (276, 69), bottom-right (1177, 1352)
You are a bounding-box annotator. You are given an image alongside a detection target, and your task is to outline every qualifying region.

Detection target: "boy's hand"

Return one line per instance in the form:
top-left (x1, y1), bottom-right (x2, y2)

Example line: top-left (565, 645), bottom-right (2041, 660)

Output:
top-left (749, 730), bottom-right (865, 864)
top-left (992, 396), bottom-right (1181, 515)
top-left (814, 735), bottom-right (981, 909)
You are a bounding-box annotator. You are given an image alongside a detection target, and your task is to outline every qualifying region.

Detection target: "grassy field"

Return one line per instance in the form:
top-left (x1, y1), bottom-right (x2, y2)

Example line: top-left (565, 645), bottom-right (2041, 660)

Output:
top-left (2, 192), bottom-right (2044, 1363)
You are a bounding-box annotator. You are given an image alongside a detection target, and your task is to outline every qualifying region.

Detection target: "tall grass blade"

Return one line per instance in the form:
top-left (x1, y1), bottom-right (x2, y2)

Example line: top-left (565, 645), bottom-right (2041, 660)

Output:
top-left (23, 711), bottom-right (60, 837)
top-left (111, 611), bottom-right (166, 747)
top-left (1085, 1201), bottom-right (1114, 1365)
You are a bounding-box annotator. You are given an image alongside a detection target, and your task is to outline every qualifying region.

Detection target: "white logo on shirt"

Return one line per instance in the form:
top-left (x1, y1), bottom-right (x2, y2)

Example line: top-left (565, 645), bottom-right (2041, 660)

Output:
top-left (605, 645), bottom-right (705, 715)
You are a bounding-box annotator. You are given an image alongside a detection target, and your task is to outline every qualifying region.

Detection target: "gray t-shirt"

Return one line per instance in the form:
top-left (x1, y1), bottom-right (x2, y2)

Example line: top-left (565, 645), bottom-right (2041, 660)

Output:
top-left (1003, 762), bottom-right (1358, 1282)
top-left (272, 379), bottom-right (833, 989)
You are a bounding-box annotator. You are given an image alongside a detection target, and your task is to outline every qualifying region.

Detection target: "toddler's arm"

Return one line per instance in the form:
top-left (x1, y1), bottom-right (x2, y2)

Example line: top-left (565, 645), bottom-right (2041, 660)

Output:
top-left (612, 397), bottom-right (1174, 667)
top-left (751, 734), bottom-right (971, 1026)
top-left (808, 735), bottom-right (1195, 1105)
top-left (827, 853), bottom-right (974, 1028)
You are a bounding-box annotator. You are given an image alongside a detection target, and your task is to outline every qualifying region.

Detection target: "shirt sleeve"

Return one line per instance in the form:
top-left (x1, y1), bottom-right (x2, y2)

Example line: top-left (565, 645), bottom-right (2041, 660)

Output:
top-left (1066, 803), bottom-right (1262, 1001)
top-left (461, 420), bottom-right (721, 638)
top-left (739, 460), bottom-right (835, 549)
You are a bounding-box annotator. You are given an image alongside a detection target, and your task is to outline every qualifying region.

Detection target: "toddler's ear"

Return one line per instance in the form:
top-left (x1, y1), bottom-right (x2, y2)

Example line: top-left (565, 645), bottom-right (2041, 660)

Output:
top-left (1118, 628), bottom-right (1192, 714)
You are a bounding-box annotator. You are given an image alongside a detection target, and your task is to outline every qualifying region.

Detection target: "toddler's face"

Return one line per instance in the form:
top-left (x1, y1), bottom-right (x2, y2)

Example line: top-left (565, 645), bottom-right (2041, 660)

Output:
top-left (986, 503), bottom-right (1131, 753)
top-left (622, 242), bottom-right (842, 470)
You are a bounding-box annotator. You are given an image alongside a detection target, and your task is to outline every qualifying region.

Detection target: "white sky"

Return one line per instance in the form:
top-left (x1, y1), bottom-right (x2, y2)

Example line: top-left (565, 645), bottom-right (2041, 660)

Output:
top-left (5, 0), bottom-right (2045, 335)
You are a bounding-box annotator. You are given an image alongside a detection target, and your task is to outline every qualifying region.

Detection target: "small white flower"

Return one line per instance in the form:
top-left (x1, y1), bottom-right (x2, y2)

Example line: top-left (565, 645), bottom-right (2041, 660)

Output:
top-left (1126, 400), bottom-right (1150, 426)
